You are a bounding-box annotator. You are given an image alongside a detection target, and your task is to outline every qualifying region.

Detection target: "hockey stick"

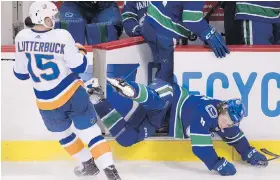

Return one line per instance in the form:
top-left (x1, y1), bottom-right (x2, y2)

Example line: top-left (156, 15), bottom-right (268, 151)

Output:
top-left (188, 1), bottom-right (224, 41)
top-left (121, 63), bottom-right (140, 81)
top-left (260, 148), bottom-right (280, 161)
top-left (204, 1), bottom-right (224, 23)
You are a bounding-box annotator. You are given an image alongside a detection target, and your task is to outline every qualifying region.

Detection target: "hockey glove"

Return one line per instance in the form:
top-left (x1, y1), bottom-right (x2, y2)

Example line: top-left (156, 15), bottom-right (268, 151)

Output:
top-left (75, 43), bottom-right (87, 55)
top-left (201, 26), bottom-right (230, 58)
top-left (212, 157), bottom-right (236, 176)
top-left (242, 147), bottom-right (268, 167)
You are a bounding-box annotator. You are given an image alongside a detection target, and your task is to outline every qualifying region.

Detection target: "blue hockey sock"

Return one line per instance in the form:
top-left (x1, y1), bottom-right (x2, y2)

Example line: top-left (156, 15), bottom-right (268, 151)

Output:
top-left (94, 100), bottom-right (126, 136)
top-left (126, 81), bottom-right (166, 110)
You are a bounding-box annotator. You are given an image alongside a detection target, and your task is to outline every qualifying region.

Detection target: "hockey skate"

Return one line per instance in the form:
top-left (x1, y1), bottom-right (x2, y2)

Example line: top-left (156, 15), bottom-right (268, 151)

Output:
top-left (104, 165), bottom-right (121, 180)
top-left (74, 158), bottom-right (100, 177)
top-left (106, 77), bottom-right (135, 98)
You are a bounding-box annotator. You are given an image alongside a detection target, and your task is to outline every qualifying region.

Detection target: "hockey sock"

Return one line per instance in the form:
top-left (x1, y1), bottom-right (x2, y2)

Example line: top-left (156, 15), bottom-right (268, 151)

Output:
top-left (95, 100), bottom-right (126, 137)
top-left (55, 130), bottom-right (92, 163)
top-left (78, 124), bottom-right (114, 169)
top-left (127, 81), bottom-right (167, 110)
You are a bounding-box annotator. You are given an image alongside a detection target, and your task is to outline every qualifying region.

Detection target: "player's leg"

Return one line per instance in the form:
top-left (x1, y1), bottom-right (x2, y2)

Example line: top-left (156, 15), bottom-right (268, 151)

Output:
top-left (59, 2), bottom-right (86, 44)
top-left (94, 99), bottom-right (127, 137)
top-left (155, 33), bottom-right (175, 84)
top-left (243, 20), bottom-right (273, 45)
top-left (142, 20), bottom-right (164, 81)
top-left (86, 2), bottom-right (122, 45)
top-left (88, 79), bottom-right (149, 138)
top-left (115, 116), bottom-right (158, 147)
top-left (69, 86), bottom-right (121, 180)
top-left (107, 78), bottom-right (172, 111)
top-left (39, 109), bottom-right (99, 177)
top-left (95, 101), bottom-right (157, 147)
top-left (88, 82), bottom-right (163, 147)
top-left (142, 19), bottom-right (175, 83)
top-left (272, 23), bottom-right (280, 44)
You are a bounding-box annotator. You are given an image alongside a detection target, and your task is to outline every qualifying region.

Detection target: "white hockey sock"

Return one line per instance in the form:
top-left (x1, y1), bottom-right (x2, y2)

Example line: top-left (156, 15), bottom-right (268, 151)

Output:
top-left (77, 124), bottom-right (114, 169)
top-left (53, 128), bottom-right (92, 163)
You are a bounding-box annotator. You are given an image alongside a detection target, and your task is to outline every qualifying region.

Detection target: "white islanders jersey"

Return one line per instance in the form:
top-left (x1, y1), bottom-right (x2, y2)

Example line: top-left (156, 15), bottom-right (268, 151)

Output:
top-left (13, 28), bottom-right (87, 110)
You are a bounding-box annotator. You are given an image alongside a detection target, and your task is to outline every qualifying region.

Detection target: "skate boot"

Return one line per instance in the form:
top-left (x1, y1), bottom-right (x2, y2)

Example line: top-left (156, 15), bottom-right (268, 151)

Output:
top-left (74, 158), bottom-right (100, 177)
top-left (104, 165), bottom-right (121, 180)
top-left (106, 77), bottom-right (135, 98)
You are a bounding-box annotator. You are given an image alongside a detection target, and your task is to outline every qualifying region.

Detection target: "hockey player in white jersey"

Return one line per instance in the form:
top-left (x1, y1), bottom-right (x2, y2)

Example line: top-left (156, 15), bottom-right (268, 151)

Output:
top-left (13, 2), bottom-right (121, 179)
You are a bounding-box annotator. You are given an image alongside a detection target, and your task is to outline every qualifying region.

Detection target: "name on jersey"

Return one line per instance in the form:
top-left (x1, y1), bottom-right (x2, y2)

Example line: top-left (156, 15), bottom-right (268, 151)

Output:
top-left (136, 1), bottom-right (150, 11)
top-left (17, 41), bottom-right (65, 54)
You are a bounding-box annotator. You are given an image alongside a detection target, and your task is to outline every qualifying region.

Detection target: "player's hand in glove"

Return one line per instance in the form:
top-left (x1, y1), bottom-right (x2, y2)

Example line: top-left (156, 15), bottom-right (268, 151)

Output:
top-left (212, 157), bottom-right (236, 176)
top-left (242, 147), bottom-right (268, 167)
top-left (84, 78), bottom-right (105, 104)
top-left (75, 43), bottom-right (87, 55)
top-left (201, 26), bottom-right (230, 58)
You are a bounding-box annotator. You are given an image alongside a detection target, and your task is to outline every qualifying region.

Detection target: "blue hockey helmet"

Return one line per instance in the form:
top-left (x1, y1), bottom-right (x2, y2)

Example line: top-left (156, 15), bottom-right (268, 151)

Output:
top-left (223, 99), bottom-right (246, 124)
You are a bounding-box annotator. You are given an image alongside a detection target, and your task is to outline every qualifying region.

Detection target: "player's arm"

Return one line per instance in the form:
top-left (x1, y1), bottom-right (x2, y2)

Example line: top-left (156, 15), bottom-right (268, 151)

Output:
top-left (122, 1), bottom-right (141, 37)
top-left (63, 30), bottom-right (88, 74)
top-left (182, 2), bottom-right (229, 58)
top-left (190, 124), bottom-right (220, 170)
top-left (191, 98), bottom-right (236, 176)
top-left (216, 126), bottom-right (268, 167)
top-left (182, 1), bottom-right (209, 37)
top-left (13, 35), bottom-right (30, 81)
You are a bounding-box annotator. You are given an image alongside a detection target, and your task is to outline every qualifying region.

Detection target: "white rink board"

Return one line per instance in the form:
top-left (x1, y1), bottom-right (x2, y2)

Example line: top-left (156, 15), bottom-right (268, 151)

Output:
top-left (2, 45), bottom-right (279, 141)
top-left (174, 51), bottom-right (280, 140)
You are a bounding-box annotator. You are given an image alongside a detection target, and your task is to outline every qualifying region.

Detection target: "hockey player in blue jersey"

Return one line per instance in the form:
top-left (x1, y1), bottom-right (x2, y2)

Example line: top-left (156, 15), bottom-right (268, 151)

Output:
top-left (14, 2), bottom-right (121, 179)
top-left (141, 1), bottom-right (230, 83)
top-left (59, 1), bottom-right (123, 45)
top-left (86, 77), bottom-right (268, 176)
top-left (122, 1), bottom-right (149, 37)
top-left (235, 1), bottom-right (280, 45)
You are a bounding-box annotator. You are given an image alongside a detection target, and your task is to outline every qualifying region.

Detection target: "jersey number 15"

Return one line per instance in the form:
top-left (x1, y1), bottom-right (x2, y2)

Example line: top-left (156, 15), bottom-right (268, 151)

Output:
top-left (26, 53), bottom-right (60, 82)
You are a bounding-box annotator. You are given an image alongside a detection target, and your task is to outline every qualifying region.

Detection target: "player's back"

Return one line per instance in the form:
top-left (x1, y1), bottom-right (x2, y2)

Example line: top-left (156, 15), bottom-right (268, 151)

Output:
top-left (14, 28), bottom-right (87, 110)
top-left (181, 95), bottom-right (222, 132)
top-left (146, 1), bottom-right (190, 39)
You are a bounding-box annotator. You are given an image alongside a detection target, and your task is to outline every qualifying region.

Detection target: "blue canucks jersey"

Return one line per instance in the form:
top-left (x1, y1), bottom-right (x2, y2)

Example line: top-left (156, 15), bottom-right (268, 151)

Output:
top-left (169, 86), bottom-right (251, 170)
top-left (146, 1), bottom-right (210, 39)
top-left (122, 1), bottom-right (149, 37)
top-left (235, 1), bottom-right (280, 23)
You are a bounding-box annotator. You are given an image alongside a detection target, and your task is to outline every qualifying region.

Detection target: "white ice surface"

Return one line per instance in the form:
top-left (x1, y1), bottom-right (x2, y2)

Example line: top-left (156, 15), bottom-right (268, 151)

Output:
top-left (2, 161), bottom-right (280, 180)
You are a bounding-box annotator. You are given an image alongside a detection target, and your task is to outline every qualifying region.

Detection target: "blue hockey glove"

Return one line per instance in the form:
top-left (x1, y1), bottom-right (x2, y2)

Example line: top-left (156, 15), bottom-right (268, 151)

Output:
top-left (242, 147), bottom-right (268, 167)
top-left (212, 157), bottom-right (236, 176)
top-left (201, 26), bottom-right (230, 58)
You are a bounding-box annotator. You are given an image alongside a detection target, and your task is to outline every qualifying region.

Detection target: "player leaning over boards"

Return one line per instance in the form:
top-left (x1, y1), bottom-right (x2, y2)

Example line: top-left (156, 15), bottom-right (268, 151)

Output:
top-left (86, 77), bottom-right (268, 176)
top-left (13, 2), bottom-right (121, 180)
top-left (141, 1), bottom-right (230, 83)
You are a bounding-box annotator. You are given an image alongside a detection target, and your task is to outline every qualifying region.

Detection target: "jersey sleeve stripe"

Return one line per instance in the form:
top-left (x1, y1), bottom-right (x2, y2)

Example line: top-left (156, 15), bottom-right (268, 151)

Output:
top-left (191, 144), bottom-right (213, 147)
top-left (13, 69), bottom-right (30, 80)
top-left (182, 10), bottom-right (203, 22)
top-left (190, 134), bottom-right (212, 146)
top-left (36, 80), bottom-right (83, 110)
top-left (225, 131), bottom-right (245, 144)
top-left (70, 56), bottom-right (87, 74)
